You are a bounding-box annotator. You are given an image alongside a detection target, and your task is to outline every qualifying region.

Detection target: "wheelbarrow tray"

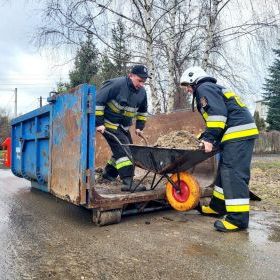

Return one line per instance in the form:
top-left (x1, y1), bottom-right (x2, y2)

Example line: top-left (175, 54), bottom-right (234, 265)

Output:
top-left (125, 144), bottom-right (218, 174)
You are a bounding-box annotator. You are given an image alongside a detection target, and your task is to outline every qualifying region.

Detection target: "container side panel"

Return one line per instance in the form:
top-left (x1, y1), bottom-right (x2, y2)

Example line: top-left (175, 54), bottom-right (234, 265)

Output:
top-left (23, 141), bottom-right (36, 179)
top-left (11, 107), bottom-right (50, 185)
top-left (39, 139), bottom-right (49, 182)
top-left (11, 124), bottom-right (22, 176)
top-left (23, 118), bottom-right (36, 139)
top-left (38, 113), bottom-right (50, 183)
top-left (50, 90), bottom-right (84, 204)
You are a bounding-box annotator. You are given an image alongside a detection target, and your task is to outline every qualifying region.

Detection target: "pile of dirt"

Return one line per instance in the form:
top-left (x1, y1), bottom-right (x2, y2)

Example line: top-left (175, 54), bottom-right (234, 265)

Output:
top-left (154, 130), bottom-right (199, 149)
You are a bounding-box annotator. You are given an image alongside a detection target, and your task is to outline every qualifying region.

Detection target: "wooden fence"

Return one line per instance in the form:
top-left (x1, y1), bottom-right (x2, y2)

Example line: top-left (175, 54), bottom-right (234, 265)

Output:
top-left (254, 131), bottom-right (280, 154)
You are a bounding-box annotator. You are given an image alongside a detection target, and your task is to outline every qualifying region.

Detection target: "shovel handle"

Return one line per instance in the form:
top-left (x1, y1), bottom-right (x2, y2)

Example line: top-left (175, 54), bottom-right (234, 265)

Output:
top-left (138, 133), bottom-right (148, 146)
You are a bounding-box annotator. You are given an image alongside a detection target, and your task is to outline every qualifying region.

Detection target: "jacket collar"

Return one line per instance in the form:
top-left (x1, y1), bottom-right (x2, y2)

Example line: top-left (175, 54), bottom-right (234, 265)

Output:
top-left (126, 76), bottom-right (138, 92)
top-left (196, 77), bottom-right (217, 87)
top-left (191, 77), bottom-right (217, 111)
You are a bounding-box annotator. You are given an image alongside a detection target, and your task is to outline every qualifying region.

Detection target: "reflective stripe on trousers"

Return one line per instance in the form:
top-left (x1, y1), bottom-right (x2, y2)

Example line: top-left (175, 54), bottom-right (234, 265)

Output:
top-left (210, 139), bottom-right (255, 228)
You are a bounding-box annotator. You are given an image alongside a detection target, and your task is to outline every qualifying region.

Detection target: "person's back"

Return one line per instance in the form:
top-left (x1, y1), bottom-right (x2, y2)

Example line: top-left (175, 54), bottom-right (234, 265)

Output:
top-left (180, 66), bottom-right (258, 232)
top-left (195, 78), bottom-right (258, 143)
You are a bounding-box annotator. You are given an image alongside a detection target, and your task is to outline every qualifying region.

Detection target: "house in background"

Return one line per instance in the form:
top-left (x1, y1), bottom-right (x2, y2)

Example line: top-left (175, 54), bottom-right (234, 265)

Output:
top-left (255, 100), bottom-right (268, 126)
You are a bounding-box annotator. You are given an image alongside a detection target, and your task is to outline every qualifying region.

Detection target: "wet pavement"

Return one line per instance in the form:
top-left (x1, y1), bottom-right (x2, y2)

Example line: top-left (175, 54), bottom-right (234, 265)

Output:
top-left (0, 168), bottom-right (280, 280)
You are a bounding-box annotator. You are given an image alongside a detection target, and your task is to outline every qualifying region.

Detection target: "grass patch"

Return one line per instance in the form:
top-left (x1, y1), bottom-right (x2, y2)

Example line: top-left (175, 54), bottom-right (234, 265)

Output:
top-left (252, 161), bottom-right (280, 170)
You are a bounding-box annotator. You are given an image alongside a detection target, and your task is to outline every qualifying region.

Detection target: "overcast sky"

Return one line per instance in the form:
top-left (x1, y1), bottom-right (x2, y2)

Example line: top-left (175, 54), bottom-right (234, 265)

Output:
top-left (0, 0), bottom-right (277, 117)
top-left (0, 0), bottom-right (71, 116)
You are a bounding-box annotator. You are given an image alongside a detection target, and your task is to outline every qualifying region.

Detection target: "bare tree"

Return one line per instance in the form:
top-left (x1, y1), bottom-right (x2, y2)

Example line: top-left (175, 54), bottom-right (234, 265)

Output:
top-left (35, 0), bottom-right (280, 113)
top-left (0, 107), bottom-right (11, 143)
top-left (173, 0), bottom-right (280, 99)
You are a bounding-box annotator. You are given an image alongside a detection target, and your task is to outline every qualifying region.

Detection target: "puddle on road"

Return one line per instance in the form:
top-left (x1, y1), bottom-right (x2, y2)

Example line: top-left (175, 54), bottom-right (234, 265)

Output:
top-left (248, 211), bottom-right (280, 244)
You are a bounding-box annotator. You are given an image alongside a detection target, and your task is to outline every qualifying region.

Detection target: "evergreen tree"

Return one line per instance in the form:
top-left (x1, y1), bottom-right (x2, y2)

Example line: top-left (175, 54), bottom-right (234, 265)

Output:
top-left (56, 79), bottom-right (70, 93)
top-left (263, 43), bottom-right (280, 131)
top-left (92, 20), bottom-right (131, 88)
top-left (110, 19), bottom-right (131, 76)
top-left (69, 34), bottom-right (99, 87)
top-left (92, 55), bottom-right (115, 88)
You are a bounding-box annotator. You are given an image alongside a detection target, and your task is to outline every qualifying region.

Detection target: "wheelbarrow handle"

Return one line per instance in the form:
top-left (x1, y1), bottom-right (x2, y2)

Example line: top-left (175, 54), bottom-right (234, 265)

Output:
top-left (198, 142), bottom-right (205, 150)
top-left (138, 133), bottom-right (148, 146)
top-left (103, 130), bottom-right (133, 163)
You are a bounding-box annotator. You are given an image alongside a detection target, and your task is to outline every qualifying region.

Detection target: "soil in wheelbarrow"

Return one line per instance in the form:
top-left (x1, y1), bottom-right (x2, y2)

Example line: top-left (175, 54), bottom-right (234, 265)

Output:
top-left (154, 130), bottom-right (200, 149)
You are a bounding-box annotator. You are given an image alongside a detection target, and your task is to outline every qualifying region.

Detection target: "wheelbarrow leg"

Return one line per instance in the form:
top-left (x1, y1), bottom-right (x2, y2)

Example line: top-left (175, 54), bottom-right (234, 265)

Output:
top-left (130, 170), bottom-right (151, 193)
top-left (164, 174), bottom-right (181, 193)
top-left (151, 174), bottom-right (165, 190)
top-left (150, 173), bottom-right (157, 189)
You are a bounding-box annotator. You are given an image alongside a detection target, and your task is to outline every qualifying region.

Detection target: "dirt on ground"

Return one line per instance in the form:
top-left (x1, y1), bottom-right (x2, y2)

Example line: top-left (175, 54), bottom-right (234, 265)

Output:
top-left (154, 130), bottom-right (200, 149)
top-left (1, 165), bottom-right (280, 280)
top-left (250, 155), bottom-right (280, 212)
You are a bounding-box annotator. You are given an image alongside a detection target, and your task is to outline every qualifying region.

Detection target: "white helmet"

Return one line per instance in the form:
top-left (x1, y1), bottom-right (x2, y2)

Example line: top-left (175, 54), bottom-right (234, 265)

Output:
top-left (180, 66), bottom-right (208, 86)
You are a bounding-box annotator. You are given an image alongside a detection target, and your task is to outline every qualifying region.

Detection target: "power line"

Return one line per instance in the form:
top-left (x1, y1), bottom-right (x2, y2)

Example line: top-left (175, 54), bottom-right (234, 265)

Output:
top-left (0, 89), bottom-right (15, 91)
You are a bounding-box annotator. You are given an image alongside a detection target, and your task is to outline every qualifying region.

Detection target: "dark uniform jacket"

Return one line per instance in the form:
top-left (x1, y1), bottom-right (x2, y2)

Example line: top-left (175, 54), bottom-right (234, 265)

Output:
top-left (194, 77), bottom-right (259, 144)
top-left (95, 76), bottom-right (148, 131)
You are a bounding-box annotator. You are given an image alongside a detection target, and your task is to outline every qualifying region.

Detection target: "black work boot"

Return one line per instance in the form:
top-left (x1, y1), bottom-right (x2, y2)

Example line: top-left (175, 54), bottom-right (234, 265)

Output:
top-left (102, 172), bottom-right (117, 182)
top-left (121, 177), bottom-right (146, 192)
top-left (214, 219), bottom-right (244, 232)
top-left (195, 203), bottom-right (225, 218)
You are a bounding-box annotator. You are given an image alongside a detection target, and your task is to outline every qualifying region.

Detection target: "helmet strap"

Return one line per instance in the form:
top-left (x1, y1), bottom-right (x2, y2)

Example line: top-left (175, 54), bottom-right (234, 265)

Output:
top-left (192, 95), bottom-right (195, 112)
top-left (191, 84), bottom-right (197, 112)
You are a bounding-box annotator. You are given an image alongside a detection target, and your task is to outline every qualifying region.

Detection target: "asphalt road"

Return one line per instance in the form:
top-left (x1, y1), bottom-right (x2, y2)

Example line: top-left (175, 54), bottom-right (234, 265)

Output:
top-left (0, 168), bottom-right (280, 280)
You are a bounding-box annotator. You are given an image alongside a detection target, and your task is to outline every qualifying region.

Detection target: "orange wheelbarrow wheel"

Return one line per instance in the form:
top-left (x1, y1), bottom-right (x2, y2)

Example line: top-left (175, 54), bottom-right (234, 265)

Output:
top-left (166, 172), bottom-right (200, 211)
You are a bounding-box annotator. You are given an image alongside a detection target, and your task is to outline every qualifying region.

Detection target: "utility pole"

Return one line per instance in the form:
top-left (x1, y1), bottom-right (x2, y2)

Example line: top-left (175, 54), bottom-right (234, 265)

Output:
top-left (39, 96), bottom-right (42, 108)
top-left (14, 88), bottom-right (17, 117)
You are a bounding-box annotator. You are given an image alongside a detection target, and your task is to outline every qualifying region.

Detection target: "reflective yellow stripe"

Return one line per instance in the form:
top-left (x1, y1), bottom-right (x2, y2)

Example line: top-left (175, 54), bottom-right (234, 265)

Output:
top-left (224, 92), bottom-right (235, 99)
top-left (222, 220), bottom-right (238, 230)
top-left (116, 160), bottom-right (132, 169)
top-left (95, 111), bottom-right (104, 116)
top-left (136, 115), bottom-right (147, 121)
top-left (123, 111), bottom-right (135, 117)
top-left (108, 159), bottom-right (116, 166)
top-left (104, 122), bottom-right (118, 130)
top-left (222, 128), bottom-right (259, 142)
top-left (202, 206), bottom-right (219, 215)
top-left (107, 102), bottom-right (120, 113)
top-left (213, 190), bottom-right (225, 200)
top-left (226, 205), bottom-right (250, 212)
top-left (206, 121), bottom-right (226, 129)
top-left (202, 112), bottom-right (208, 120)
top-left (108, 101), bottom-right (137, 118)
top-left (223, 91), bottom-right (246, 107)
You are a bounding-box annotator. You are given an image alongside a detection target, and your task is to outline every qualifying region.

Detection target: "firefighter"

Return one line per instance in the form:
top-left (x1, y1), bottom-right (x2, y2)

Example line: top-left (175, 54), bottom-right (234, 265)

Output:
top-left (180, 66), bottom-right (259, 232)
top-left (95, 65), bottom-right (149, 192)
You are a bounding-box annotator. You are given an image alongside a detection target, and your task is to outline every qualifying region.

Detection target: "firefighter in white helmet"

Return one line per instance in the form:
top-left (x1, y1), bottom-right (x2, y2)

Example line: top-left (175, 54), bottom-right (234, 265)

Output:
top-left (180, 66), bottom-right (259, 232)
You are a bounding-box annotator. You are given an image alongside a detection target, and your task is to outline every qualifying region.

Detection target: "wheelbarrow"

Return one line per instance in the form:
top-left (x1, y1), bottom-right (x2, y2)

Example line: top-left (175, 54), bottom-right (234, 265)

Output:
top-left (104, 130), bottom-right (218, 212)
